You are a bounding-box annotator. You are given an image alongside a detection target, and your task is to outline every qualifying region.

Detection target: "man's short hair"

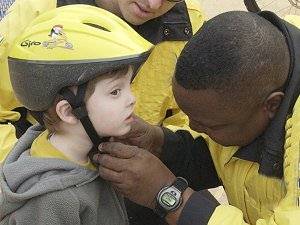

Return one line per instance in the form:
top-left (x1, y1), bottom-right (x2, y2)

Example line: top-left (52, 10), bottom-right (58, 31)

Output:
top-left (175, 11), bottom-right (290, 107)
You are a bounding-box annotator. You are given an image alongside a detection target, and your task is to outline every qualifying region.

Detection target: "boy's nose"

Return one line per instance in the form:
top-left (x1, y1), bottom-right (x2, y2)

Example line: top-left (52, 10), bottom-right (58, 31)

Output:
top-left (128, 92), bottom-right (136, 107)
top-left (147, 0), bottom-right (163, 10)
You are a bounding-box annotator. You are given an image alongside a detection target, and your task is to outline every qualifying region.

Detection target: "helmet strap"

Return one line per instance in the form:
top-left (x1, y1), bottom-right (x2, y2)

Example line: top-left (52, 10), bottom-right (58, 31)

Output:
top-left (59, 84), bottom-right (108, 152)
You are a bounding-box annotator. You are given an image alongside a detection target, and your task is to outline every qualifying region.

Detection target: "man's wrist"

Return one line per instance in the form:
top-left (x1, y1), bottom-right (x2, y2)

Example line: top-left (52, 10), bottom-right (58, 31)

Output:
top-left (150, 125), bottom-right (164, 157)
top-left (177, 190), bottom-right (220, 225)
top-left (165, 188), bottom-right (194, 225)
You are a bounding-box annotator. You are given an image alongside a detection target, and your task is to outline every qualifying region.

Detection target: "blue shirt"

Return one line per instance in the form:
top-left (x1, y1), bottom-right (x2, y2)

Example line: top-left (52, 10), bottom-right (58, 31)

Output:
top-left (0, 0), bottom-right (15, 20)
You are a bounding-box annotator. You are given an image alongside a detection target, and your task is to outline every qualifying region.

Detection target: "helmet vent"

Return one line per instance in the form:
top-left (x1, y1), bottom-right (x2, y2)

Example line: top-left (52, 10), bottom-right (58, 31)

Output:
top-left (83, 23), bottom-right (111, 32)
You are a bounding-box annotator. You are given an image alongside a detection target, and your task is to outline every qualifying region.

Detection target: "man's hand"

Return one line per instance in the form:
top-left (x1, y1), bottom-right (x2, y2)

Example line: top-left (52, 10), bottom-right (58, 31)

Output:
top-left (94, 142), bottom-right (176, 209)
top-left (111, 115), bottom-right (164, 156)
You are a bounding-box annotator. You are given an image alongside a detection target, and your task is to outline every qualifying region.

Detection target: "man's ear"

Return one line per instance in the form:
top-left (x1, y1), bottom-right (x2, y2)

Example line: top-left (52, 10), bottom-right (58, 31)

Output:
top-left (55, 100), bottom-right (78, 125)
top-left (263, 91), bottom-right (284, 119)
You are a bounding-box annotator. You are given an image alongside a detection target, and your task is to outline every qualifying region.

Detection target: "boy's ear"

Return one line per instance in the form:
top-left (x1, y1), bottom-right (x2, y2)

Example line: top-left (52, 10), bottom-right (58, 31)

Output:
top-left (263, 91), bottom-right (284, 119)
top-left (55, 100), bottom-right (78, 125)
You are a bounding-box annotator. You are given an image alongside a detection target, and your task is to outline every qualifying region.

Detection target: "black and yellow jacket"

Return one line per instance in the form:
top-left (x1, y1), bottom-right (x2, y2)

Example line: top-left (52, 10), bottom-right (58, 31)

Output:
top-left (161, 12), bottom-right (300, 225)
top-left (0, 0), bottom-right (204, 163)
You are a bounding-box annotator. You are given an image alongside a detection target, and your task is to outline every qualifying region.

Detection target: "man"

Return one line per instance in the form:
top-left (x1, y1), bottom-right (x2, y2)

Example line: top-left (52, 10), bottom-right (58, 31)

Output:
top-left (94, 11), bottom-right (300, 225)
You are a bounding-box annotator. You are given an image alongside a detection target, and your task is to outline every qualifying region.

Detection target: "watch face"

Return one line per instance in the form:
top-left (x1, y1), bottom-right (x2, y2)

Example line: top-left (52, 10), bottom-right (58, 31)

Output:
top-left (161, 192), bottom-right (177, 207)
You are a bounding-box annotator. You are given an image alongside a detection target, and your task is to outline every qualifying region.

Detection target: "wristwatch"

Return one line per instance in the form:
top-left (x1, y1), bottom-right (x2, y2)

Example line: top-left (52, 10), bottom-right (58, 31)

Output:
top-left (154, 177), bottom-right (189, 218)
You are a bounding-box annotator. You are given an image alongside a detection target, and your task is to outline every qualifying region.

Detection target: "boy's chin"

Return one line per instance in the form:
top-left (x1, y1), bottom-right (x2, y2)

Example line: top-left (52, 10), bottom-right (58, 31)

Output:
top-left (99, 125), bottom-right (131, 138)
top-left (115, 126), bottom-right (131, 137)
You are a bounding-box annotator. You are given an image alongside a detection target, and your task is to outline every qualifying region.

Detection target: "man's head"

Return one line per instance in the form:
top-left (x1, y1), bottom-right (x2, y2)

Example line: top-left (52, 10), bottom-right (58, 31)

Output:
top-left (95, 0), bottom-right (180, 25)
top-left (173, 11), bottom-right (290, 147)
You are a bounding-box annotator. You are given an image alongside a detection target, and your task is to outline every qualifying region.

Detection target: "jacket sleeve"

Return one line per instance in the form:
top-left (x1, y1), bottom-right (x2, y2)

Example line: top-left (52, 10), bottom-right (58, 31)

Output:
top-left (10, 189), bottom-right (81, 225)
top-left (178, 192), bottom-right (300, 225)
top-left (0, 123), bottom-right (17, 163)
top-left (161, 128), bottom-right (221, 191)
top-left (163, 128), bottom-right (300, 225)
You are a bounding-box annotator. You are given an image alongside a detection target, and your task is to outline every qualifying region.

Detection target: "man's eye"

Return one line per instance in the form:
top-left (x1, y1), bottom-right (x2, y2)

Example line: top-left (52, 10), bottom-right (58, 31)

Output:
top-left (110, 89), bottom-right (121, 96)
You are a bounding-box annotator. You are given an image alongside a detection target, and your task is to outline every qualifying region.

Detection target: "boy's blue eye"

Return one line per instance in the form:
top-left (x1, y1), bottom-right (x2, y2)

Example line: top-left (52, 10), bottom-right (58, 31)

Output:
top-left (110, 89), bottom-right (121, 96)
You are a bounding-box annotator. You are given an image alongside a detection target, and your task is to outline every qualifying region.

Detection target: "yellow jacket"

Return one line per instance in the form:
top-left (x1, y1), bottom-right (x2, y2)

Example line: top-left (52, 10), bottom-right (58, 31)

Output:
top-left (0, 106), bottom-right (19, 163)
top-left (205, 14), bottom-right (300, 225)
top-left (0, 0), bottom-right (56, 112)
top-left (0, 0), bottom-right (56, 163)
top-left (204, 96), bottom-right (300, 225)
top-left (162, 13), bottom-right (300, 225)
top-left (132, 0), bottom-right (204, 127)
top-left (163, 96), bottom-right (300, 225)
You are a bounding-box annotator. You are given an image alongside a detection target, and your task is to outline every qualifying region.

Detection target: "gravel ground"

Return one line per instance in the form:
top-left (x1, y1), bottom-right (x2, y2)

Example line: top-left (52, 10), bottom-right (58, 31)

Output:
top-left (198, 0), bottom-right (247, 19)
top-left (198, 0), bottom-right (300, 19)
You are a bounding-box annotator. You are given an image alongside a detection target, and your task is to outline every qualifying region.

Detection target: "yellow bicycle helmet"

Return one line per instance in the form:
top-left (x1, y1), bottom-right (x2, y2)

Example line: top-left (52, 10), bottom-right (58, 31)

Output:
top-left (8, 4), bottom-right (153, 149)
top-left (8, 4), bottom-right (153, 111)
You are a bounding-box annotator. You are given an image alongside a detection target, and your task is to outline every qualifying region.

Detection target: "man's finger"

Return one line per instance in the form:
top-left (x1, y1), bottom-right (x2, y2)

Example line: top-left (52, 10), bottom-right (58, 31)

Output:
top-left (109, 137), bottom-right (132, 146)
top-left (99, 142), bottom-right (138, 159)
top-left (94, 153), bottom-right (128, 172)
top-left (98, 165), bottom-right (122, 183)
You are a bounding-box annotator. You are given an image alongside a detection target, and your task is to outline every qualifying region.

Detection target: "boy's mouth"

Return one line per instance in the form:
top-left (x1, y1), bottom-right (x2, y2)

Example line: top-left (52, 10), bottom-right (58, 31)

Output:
top-left (125, 112), bottom-right (134, 122)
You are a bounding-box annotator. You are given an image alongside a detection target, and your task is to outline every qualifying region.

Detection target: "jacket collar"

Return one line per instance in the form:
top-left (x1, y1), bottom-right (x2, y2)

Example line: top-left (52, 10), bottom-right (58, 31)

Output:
top-left (130, 2), bottom-right (192, 44)
top-left (234, 11), bottom-right (300, 179)
top-left (57, 1), bottom-right (193, 44)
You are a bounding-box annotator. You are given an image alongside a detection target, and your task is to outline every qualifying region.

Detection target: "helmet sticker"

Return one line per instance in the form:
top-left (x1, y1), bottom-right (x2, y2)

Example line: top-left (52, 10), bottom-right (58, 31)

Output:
top-left (21, 40), bottom-right (41, 47)
top-left (42, 25), bottom-right (73, 50)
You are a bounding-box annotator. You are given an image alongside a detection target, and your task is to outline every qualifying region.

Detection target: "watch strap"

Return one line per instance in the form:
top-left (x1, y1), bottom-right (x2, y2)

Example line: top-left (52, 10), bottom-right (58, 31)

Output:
top-left (173, 177), bottom-right (189, 192)
top-left (154, 200), bottom-right (169, 218)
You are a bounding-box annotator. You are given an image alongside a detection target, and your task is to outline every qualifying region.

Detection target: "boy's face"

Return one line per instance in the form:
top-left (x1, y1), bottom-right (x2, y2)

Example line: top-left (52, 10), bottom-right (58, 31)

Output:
top-left (86, 67), bottom-right (135, 137)
top-left (96, 0), bottom-right (177, 25)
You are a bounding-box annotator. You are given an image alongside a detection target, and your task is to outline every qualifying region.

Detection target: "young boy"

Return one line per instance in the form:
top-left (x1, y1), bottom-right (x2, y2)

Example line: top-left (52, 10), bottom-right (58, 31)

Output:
top-left (0, 5), bottom-right (152, 225)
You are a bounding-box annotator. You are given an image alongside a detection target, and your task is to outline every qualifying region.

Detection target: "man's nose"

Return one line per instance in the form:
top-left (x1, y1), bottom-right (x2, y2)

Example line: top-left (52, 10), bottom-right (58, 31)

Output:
top-left (189, 121), bottom-right (208, 134)
top-left (148, 0), bottom-right (163, 10)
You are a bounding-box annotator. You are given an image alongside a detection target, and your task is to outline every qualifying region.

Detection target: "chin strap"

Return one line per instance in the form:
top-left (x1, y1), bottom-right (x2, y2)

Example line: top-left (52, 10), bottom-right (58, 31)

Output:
top-left (60, 83), bottom-right (109, 162)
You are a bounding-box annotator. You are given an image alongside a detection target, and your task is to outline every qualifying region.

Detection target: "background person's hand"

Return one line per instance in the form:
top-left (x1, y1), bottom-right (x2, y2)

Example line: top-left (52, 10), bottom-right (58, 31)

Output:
top-left (111, 115), bottom-right (164, 156)
top-left (94, 142), bottom-right (176, 209)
